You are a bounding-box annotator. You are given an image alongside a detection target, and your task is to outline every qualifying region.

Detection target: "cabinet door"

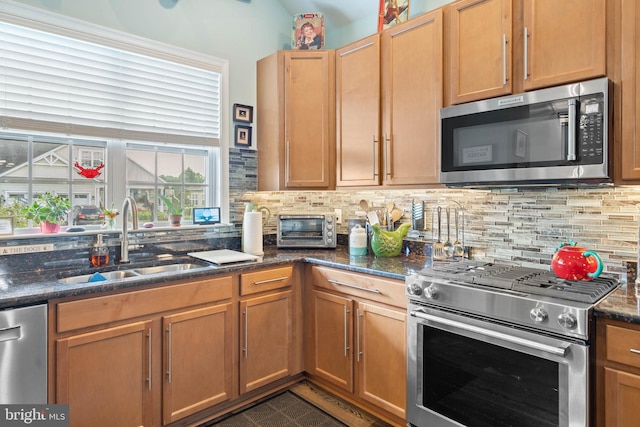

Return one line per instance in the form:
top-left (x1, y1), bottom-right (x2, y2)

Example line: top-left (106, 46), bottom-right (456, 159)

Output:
top-left (449, 0), bottom-right (512, 104)
top-left (523, 0), bottom-right (606, 91)
top-left (284, 51), bottom-right (335, 189)
top-left (381, 9), bottom-right (443, 186)
top-left (240, 291), bottom-right (293, 394)
top-left (356, 302), bottom-right (407, 419)
top-left (604, 367), bottom-right (640, 427)
top-left (336, 34), bottom-right (381, 187)
top-left (56, 321), bottom-right (153, 427)
top-left (162, 303), bottom-right (233, 425)
top-left (309, 289), bottom-right (354, 392)
top-left (618, 0), bottom-right (640, 182)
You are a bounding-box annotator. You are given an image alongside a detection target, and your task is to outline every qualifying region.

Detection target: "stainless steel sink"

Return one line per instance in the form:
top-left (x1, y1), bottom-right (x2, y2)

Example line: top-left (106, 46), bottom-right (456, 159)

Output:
top-left (57, 262), bottom-right (211, 285)
top-left (58, 270), bottom-right (140, 284)
top-left (132, 263), bottom-right (207, 275)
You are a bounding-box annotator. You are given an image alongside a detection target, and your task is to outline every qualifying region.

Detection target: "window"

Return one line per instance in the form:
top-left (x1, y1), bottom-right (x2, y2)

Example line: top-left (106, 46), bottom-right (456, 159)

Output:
top-left (0, 3), bottom-right (228, 231)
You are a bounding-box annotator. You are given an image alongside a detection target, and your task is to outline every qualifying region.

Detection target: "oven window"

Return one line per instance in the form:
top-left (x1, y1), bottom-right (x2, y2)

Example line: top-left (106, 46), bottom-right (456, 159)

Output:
top-left (423, 327), bottom-right (559, 427)
top-left (279, 218), bottom-right (323, 240)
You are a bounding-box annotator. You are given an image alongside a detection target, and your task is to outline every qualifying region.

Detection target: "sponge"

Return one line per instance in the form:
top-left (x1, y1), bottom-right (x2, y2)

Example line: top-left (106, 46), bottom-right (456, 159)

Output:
top-left (88, 272), bottom-right (107, 282)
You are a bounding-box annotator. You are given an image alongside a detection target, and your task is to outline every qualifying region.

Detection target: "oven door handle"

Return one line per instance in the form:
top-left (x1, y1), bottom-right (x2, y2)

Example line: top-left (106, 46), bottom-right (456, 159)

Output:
top-left (410, 309), bottom-right (570, 357)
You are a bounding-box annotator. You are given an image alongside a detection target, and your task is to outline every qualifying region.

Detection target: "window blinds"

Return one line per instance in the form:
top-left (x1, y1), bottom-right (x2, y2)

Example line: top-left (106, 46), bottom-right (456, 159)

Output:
top-left (0, 21), bottom-right (221, 145)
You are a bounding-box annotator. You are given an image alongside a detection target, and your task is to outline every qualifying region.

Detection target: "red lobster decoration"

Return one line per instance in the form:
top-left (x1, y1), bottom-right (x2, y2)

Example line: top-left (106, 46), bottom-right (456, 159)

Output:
top-left (74, 161), bottom-right (104, 178)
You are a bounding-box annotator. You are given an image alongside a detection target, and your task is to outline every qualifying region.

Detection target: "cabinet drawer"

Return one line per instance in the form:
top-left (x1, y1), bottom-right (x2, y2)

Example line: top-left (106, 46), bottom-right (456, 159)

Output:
top-left (56, 276), bottom-right (233, 333)
top-left (240, 266), bottom-right (293, 296)
top-left (310, 265), bottom-right (406, 308)
top-left (606, 324), bottom-right (640, 369)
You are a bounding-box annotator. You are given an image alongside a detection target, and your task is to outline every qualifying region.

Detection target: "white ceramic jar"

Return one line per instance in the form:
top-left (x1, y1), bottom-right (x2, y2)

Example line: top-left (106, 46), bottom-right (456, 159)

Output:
top-left (349, 224), bottom-right (367, 256)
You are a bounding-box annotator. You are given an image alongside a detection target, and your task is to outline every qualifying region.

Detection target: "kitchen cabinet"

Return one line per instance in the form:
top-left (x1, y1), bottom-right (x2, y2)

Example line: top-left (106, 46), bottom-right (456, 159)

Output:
top-left (616, 0), bottom-right (640, 183)
top-left (336, 9), bottom-right (443, 187)
top-left (52, 276), bottom-right (234, 427)
top-left (447, 0), bottom-right (606, 105)
top-left (257, 50), bottom-right (335, 190)
top-left (239, 266), bottom-right (298, 394)
top-left (304, 265), bottom-right (407, 425)
top-left (597, 318), bottom-right (640, 426)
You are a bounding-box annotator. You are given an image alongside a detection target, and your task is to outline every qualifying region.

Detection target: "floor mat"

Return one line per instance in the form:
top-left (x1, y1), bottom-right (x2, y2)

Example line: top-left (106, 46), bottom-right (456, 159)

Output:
top-left (206, 391), bottom-right (347, 427)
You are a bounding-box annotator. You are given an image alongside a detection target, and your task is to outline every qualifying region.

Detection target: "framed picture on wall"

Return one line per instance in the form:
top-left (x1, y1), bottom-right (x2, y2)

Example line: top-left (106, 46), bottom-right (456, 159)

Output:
top-left (233, 104), bottom-right (253, 123)
top-left (234, 125), bottom-right (252, 147)
top-left (378, 0), bottom-right (410, 32)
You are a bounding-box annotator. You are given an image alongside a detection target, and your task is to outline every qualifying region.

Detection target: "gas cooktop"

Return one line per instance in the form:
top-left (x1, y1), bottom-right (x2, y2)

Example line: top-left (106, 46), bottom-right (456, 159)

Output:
top-left (419, 261), bottom-right (619, 304)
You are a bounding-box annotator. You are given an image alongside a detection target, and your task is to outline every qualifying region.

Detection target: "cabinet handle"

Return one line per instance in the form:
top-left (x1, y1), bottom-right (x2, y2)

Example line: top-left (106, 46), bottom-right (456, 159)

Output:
top-left (254, 276), bottom-right (289, 285)
top-left (147, 328), bottom-right (152, 391)
top-left (523, 27), bottom-right (529, 81)
top-left (0, 325), bottom-right (20, 342)
top-left (630, 348), bottom-right (640, 355)
top-left (384, 135), bottom-right (391, 179)
top-left (372, 135), bottom-right (379, 179)
top-left (244, 308), bottom-right (249, 359)
top-left (356, 309), bottom-right (363, 362)
top-left (328, 279), bottom-right (382, 294)
top-left (167, 323), bottom-right (172, 384)
top-left (502, 33), bottom-right (508, 85)
top-left (344, 305), bottom-right (350, 357)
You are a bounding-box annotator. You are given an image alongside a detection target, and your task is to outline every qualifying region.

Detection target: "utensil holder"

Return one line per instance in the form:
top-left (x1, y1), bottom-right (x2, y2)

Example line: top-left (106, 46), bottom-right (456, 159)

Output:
top-left (431, 202), bottom-right (466, 260)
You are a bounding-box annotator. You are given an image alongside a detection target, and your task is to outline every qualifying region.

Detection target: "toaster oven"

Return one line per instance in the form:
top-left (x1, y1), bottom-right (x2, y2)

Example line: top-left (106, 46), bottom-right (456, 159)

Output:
top-left (276, 212), bottom-right (337, 248)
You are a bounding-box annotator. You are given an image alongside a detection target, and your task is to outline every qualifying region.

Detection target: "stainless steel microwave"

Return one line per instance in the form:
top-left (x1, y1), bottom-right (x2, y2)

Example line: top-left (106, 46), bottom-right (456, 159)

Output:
top-left (440, 78), bottom-right (612, 187)
top-left (276, 212), bottom-right (337, 248)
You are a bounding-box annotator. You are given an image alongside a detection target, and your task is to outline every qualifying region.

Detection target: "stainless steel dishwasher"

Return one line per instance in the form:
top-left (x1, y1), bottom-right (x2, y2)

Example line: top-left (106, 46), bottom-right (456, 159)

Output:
top-left (0, 304), bottom-right (47, 403)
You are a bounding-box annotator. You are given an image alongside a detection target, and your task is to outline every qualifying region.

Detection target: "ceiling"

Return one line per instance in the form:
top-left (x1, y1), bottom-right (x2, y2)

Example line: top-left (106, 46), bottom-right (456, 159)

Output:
top-left (277, 0), bottom-right (374, 30)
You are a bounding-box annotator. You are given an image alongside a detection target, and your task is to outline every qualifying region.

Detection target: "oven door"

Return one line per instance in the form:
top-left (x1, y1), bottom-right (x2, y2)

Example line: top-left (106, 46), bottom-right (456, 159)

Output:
top-left (407, 302), bottom-right (588, 427)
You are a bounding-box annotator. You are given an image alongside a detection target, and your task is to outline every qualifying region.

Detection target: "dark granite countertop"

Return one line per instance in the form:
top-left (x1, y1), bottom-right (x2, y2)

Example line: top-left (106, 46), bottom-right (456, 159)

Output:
top-left (0, 246), bottom-right (430, 310)
top-left (594, 279), bottom-right (640, 325)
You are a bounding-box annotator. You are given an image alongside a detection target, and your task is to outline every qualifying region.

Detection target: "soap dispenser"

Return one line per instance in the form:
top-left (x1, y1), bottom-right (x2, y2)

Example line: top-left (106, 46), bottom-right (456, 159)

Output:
top-left (91, 234), bottom-right (109, 267)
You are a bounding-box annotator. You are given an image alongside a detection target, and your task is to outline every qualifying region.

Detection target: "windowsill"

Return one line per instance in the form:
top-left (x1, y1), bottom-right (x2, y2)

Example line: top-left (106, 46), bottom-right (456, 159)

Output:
top-left (0, 223), bottom-right (235, 241)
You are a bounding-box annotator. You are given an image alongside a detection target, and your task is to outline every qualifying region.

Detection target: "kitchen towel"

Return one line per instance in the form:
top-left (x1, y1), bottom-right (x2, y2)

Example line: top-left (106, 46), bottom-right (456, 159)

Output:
top-left (242, 211), bottom-right (264, 256)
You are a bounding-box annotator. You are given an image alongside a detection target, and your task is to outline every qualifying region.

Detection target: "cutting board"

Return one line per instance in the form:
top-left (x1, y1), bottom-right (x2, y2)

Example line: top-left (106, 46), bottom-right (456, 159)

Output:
top-left (188, 249), bottom-right (260, 265)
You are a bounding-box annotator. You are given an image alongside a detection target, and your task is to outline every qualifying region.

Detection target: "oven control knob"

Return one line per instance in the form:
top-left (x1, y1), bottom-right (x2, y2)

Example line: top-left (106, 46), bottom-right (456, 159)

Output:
top-left (529, 307), bottom-right (548, 323)
top-left (407, 283), bottom-right (422, 296)
top-left (424, 286), bottom-right (438, 300)
top-left (558, 312), bottom-right (577, 329)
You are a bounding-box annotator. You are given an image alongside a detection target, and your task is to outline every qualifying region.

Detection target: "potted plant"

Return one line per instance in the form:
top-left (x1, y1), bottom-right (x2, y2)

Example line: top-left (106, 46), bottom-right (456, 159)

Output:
top-left (23, 193), bottom-right (72, 233)
top-left (159, 194), bottom-right (183, 227)
top-left (102, 203), bottom-right (120, 230)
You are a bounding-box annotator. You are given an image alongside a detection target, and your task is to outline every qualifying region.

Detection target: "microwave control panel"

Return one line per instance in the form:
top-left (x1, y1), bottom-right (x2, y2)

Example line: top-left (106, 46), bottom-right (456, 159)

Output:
top-left (578, 93), bottom-right (604, 164)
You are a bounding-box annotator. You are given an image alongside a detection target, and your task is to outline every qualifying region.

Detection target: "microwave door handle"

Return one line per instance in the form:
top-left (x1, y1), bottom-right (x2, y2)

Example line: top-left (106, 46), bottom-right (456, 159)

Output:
top-left (567, 99), bottom-right (577, 161)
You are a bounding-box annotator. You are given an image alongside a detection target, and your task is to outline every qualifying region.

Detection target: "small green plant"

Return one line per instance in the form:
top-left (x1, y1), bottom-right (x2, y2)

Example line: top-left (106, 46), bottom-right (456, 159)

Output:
top-left (23, 193), bottom-right (72, 225)
top-left (158, 194), bottom-right (183, 215)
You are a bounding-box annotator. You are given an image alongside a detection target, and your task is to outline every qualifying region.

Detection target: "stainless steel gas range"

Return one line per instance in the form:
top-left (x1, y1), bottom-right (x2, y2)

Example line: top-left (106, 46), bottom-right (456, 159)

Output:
top-left (406, 260), bottom-right (619, 427)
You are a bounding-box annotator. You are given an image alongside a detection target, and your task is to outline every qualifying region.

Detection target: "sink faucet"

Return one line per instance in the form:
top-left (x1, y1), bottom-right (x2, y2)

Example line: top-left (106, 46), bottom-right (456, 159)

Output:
top-left (120, 196), bottom-right (139, 263)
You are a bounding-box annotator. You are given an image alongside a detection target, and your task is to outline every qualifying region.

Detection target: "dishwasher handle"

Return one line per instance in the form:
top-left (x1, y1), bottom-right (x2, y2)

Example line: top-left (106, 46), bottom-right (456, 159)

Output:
top-left (0, 326), bottom-right (20, 342)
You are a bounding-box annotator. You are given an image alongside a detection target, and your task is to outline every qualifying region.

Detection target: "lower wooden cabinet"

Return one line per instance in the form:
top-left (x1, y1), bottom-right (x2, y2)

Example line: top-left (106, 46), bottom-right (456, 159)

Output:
top-left (162, 304), bottom-right (233, 424)
top-left (52, 276), bottom-right (234, 427)
top-left (597, 318), bottom-right (640, 427)
top-left (239, 265), bottom-right (298, 394)
top-left (305, 265), bottom-right (407, 424)
top-left (56, 321), bottom-right (153, 427)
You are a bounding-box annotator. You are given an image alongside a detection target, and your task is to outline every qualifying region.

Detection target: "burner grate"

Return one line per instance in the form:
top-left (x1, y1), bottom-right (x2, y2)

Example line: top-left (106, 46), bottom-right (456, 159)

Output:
top-left (421, 261), bottom-right (619, 303)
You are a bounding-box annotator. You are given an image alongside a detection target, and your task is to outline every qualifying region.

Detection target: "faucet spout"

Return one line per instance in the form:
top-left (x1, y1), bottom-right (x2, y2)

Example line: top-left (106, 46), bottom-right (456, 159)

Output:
top-left (120, 197), bottom-right (139, 263)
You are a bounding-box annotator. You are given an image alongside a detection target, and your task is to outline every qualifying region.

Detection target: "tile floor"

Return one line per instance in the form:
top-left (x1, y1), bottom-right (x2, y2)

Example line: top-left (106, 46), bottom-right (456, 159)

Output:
top-left (206, 391), bottom-right (346, 427)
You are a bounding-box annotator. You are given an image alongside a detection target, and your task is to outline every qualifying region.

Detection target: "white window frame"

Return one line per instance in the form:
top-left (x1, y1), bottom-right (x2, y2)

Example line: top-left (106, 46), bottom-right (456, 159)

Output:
top-left (0, 0), bottom-right (230, 223)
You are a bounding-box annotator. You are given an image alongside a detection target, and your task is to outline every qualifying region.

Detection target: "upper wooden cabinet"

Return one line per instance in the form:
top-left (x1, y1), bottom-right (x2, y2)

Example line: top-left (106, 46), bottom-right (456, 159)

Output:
top-left (448, 0), bottom-right (513, 104)
top-left (336, 9), bottom-right (443, 188)
top-left (257, 50), bottom-right (336, 190)
top-left (616, 0), bottom-right (640, 183)
top-left (447, 0), bottom-right (606, 105)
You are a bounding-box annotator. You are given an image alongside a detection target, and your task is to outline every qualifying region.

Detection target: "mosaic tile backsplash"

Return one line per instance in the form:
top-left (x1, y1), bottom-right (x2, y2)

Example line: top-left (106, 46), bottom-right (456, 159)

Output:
top-left (230, 149), bottom-right (640, 278)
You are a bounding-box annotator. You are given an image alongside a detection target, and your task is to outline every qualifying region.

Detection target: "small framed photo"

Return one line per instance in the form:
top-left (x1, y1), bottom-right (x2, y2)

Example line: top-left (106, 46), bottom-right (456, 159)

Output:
top-left (233, 104), bottom-right (253, 123)
top-left (235, 125), bottom-right (252, 147)
top-left (378, 0), bottom-right (410, 32)
top-left (0, 216), bottom-right (14, 235)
